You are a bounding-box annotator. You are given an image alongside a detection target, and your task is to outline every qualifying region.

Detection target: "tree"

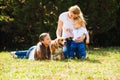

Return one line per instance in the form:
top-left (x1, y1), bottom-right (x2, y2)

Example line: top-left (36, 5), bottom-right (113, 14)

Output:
top-left (0, 0), bottom-right (120, 51)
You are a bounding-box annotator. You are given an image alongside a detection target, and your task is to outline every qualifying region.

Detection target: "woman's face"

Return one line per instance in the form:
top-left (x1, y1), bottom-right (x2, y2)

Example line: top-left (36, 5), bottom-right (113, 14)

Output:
top-left (69, 11), bottom-right (79, 19)
top-left (42, 35), bottom-right (51, 46)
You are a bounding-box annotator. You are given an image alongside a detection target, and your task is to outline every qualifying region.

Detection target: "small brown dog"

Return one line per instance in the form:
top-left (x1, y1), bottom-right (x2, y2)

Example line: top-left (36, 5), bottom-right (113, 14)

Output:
top-left (50, 37), bottom-right (66, 60)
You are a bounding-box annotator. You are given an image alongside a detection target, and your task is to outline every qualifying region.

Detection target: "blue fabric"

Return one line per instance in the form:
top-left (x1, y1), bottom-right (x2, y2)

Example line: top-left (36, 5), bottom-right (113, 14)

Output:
top-left (15, 46), bottom-right (36, 59)
top-left (70, 41), bottom-right (86, 59)
top-left (26, 46), bottom-right (36, 59)
top-left (63, 39), bottom-right (72, 58)
top-left (15, 50), bottom-right (28, 59)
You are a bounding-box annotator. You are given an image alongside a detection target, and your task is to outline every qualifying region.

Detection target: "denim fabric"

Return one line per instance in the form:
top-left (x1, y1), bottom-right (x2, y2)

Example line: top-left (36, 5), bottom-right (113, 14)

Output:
top-left (15, 50), bottom-right (28, 59)
top-left (70, 41), bottom-right (86, 59)
top-left (63, 39), bottom-right (72, 58)
top-left (15, 46), bottom-right (36, 59)
top-left (26, 46), bottom-right (36, 59)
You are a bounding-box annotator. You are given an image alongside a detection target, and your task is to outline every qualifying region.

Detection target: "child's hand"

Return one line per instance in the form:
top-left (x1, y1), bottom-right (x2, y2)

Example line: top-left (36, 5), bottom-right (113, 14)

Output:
top-left (69, 34), bottom-right (74, 38)
top-left (65, 27), bottom-right (73, 38)
top-left (65, 28), bottom-right (70, 32)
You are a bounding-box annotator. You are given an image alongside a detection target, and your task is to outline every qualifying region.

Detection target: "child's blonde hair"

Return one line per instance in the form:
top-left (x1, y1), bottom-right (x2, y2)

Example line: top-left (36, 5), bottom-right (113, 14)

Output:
top-left (74, 13), bottom-right (86, 27)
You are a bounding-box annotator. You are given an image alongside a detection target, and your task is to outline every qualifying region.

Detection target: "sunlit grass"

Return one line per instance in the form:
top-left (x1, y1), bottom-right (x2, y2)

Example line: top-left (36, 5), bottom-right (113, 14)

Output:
top-left (0, 47), bottom-right (120, 80)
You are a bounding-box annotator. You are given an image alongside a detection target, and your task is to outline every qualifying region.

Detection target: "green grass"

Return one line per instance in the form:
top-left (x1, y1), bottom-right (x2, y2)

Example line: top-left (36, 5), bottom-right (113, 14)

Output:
top-left (0, 47), bottom-right (120, 80)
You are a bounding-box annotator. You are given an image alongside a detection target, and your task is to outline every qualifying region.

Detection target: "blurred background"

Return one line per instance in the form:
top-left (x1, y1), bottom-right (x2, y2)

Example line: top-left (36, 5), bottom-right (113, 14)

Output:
top-left (0, 0), bottom-right (120, 51)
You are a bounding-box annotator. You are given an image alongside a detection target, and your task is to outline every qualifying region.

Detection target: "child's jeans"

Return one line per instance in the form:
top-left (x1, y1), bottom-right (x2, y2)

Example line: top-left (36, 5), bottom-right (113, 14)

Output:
top-left (15, 46), bottom-right (36, 59)
top-left (70, 41), bottom-right (86, 59)
top-left (15, 50), bottom-right (28, 58)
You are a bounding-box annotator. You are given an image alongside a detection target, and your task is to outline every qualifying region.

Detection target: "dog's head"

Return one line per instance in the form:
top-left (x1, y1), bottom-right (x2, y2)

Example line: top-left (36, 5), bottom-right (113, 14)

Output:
top-left (50, 37), bottom-right (66, 59)
top-left (51, 37), bottom-right (66, 48)
top-left (56, 37), bottom-right (66, 47)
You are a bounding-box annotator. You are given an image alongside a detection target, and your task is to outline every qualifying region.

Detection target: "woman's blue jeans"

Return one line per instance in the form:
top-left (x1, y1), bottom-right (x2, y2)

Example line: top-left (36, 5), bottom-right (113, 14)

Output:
top-left (63, 39), bottom-right (72, 58)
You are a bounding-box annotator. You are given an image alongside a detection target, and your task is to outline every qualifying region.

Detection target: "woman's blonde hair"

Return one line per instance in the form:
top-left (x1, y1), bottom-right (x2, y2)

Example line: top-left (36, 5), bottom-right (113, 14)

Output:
top-left (69, 5), bottom-right (80, 15)
top-left (69, 5), bottom-right (86, 26)
top-left (79, 11), bottom-right (86, 26)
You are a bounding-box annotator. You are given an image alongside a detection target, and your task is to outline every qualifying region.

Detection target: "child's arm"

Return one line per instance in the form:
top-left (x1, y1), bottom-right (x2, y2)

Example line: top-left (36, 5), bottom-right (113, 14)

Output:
top-left (83, 27), bottom-right (89, 44)
top-left (85, 34), bottom-right (89, 44)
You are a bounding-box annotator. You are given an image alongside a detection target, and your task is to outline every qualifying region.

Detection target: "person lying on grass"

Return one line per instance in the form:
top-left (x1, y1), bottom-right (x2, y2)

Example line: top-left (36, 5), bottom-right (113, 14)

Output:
top-left (11, 33), bottom-right (51, 60)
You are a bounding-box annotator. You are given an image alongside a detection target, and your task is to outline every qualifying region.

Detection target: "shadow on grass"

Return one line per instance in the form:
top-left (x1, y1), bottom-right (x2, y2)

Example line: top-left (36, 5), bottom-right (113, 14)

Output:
top-left (84, 57), bottom-right (101, 63)
top-left (60, 57), bottom-right (101, 64)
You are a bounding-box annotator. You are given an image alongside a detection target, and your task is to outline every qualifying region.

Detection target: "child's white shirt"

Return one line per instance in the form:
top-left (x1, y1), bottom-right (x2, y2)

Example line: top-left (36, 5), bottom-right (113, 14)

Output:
top-left (72, 27), bottom-right (88, 41)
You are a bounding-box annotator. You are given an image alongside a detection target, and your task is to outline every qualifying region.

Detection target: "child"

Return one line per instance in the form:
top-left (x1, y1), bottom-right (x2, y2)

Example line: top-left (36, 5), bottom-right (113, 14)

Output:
top-left (11, 33), bottom-right (51, 60)
top-left (33, 33), bottom-right (51, 60)
top-left (69, 16), bottom-right (89, 59)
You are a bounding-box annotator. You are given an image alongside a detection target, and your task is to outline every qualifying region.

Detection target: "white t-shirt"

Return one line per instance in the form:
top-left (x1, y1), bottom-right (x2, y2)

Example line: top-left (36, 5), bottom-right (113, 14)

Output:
top-left (59, 12), bottom-right (74, 38)
top-left (72, 27), bottom-right (88, 41)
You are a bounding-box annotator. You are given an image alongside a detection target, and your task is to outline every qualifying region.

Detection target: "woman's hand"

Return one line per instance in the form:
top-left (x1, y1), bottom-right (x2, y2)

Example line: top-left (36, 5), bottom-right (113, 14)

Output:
top-left (75, 35), bottom-right (85, 42)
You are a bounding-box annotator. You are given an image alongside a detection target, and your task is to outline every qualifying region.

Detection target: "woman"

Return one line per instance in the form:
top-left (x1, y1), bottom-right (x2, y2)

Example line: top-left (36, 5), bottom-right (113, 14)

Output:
top-left (56, 5), bottom-right (86, 59)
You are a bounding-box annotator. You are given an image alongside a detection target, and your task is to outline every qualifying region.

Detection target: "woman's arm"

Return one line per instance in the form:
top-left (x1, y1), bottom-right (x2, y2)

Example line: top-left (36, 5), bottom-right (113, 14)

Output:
top-left (75, 35), bottom-right (86, 42)
top-left (56, 20), bottom-right (63, 38)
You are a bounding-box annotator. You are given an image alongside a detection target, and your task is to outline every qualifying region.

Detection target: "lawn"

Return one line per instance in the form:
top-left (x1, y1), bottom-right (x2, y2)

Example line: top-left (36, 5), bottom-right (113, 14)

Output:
top-left (0, 47), bottom-right (120, 80)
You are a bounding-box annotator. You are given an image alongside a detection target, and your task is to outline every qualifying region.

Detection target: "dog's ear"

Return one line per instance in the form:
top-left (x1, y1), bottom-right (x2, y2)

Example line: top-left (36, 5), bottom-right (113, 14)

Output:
top-left (55, 38), bottom-right (59, 46)
top-left (51, 39), bottom-right (58, 49)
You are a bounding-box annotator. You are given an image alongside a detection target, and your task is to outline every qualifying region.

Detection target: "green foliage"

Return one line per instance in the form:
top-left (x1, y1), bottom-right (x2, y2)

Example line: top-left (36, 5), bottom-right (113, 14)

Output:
top-left (81, 0), bottom-right (120, 47)
top-left (0, 0), bottom-right (120, 50)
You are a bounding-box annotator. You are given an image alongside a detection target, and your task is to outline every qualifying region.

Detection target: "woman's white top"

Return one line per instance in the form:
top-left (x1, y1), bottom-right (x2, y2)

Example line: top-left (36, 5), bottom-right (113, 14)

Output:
top-left (59, 12), bottom-right (74, 38)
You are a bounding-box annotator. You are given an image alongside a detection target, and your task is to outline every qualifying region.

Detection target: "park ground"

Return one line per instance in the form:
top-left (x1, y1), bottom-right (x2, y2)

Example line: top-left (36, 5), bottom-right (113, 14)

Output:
top-left (0, 47), bottom-right (120, 80)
